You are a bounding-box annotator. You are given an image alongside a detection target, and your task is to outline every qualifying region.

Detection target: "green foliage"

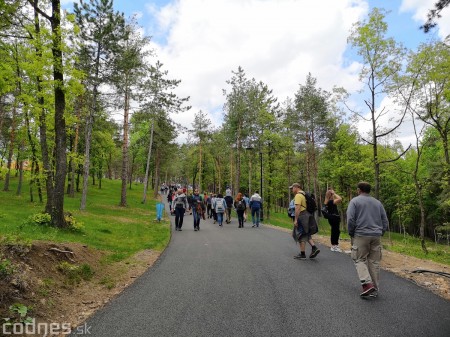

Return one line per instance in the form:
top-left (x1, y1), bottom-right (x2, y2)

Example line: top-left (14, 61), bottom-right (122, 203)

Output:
top-left (0, 256), bottom-right (14, 279)
top-left (57, 261), bottom-right (94, 285)
top-left (3, 303), bottom-right (33, 327)
top-left (64, 213), bottom-right (85, 232)
top-left (24, 213), bottom-right (52, 227)
top-left (0, 177), bottom-right (170, 261)
top-left (21, 212), bottom-right (84, 232)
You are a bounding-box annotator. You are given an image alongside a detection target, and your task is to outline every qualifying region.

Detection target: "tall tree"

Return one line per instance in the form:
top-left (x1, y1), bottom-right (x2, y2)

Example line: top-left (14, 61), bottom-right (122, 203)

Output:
top-left (348, 8), bottom-right (409, 199)
top-left (74, 0), bottom-right (125, 210)
top-left (190, 110), bottom-right (212, 191)
top-left (138, 61), bottom-right (189, 203)
top-left (28, 0), bottom-right (68, 227)
top-left (290, 73), bottom-right (334, 199)
top-left (110, 18), bottom-right (150, 207)
top-left (223, 66), bottom-right (252, 194)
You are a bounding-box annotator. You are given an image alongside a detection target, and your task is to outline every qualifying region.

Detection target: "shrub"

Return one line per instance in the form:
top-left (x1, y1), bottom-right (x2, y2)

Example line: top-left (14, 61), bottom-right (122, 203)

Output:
top-left (22, 213), bottom-right (52, 227)
top-left (64, 213), bottom-right (85, 232)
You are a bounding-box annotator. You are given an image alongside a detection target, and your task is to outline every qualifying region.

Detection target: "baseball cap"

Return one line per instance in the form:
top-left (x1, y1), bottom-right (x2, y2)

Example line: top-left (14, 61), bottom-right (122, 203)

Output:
top-left (289, 183), bottom-right (301, 189)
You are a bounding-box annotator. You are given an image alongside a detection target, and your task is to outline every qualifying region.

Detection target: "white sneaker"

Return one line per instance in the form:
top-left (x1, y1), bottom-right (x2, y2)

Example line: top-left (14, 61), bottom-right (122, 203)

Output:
top-left (331, 245), bottom-right (342, 252)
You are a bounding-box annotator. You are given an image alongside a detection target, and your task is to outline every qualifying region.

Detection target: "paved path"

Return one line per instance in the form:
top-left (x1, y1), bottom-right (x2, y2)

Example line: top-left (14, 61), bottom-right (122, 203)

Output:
top-left (81, 204), bottom-right (450, 337)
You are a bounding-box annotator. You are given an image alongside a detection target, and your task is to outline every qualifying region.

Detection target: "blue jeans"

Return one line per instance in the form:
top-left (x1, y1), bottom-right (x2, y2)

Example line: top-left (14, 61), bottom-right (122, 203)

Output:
top-left (217, 212), bottom-right (224, 226)
top-left (251, 208), bottom-right (260, 226)
top-left (192, 209), bottom-right (201, 228)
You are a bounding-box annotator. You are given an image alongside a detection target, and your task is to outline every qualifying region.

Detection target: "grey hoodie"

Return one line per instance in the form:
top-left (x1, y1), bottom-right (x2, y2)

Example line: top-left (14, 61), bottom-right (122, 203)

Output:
top-left (347, 194), bottom-right (388, 237)
top-left (173, 193), bottom-right (188, 209)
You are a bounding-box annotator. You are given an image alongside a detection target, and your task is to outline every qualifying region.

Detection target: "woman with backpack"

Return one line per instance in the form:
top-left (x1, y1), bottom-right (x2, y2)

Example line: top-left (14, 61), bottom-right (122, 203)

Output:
top-left (213, 193), bottom-right (227, 227)
top-left (324, 188), bottom-right (343, 252)
top-left (234, 192), bottom-right (247, 228)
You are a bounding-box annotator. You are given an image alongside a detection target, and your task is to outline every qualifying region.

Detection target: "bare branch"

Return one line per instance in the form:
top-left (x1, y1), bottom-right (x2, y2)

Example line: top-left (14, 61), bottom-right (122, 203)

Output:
top-left (361, 136), bottom-right (374, 146)
top-left (379, 144), bottom-right (412, 164)
top-left (27, 0), bottom-right (52, 21)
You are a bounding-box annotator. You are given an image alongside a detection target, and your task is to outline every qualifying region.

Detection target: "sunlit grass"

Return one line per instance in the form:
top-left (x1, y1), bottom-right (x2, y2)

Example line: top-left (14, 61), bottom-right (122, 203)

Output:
top-left (0, 175), bottom-right (170, 260)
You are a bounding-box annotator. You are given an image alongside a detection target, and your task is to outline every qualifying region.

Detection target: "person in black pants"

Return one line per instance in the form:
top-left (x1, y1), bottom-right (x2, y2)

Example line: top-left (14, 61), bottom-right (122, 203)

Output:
top-left (324, 188), bottom-right (342, 252)
top-left (173, 189), bottom-right (188, 231)
top-left (234, 193), bottom-right (247, 228)
top-left (224, 191), bottom-right (234, 224)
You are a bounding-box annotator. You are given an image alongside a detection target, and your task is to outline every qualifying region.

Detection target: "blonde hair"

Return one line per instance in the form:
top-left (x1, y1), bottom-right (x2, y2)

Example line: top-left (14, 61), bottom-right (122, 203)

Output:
top-left (324, 189), bottom-right (333, 204)
top-left (235, 192), bottom-right (243, 202)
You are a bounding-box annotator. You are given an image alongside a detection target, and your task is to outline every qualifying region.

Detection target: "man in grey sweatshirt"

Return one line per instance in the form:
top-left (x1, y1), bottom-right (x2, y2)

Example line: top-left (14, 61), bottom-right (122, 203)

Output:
top-left (347, 181), bottom-right (389, 298)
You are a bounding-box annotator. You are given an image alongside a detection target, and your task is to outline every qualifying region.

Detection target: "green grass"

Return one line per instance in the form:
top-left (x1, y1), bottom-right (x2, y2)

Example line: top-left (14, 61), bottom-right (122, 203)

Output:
top-left (265, 210), bottom-right (450, 266)
top-left (0, 175), bottom-right (170, 261)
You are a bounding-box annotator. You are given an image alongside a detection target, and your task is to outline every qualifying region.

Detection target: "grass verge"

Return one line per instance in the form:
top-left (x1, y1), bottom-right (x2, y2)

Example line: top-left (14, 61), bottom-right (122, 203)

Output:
top-left (0, 176), bottom-right (170, 261)
top-left (264, 210), bottom-right (450, 266)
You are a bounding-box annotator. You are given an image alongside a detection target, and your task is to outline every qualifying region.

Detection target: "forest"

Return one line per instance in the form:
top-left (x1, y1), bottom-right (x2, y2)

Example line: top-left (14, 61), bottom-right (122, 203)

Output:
top-left (0, 1), bottom-right (449, 250)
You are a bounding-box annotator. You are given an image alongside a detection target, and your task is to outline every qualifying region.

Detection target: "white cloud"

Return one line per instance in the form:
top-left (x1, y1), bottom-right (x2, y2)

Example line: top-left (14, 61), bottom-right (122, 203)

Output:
top-left (145, 0), bottom-right (368, 142)
top-left (355, 95), bottom-right (423, 149)
top-left (400, 0), bottom-right (450, 39)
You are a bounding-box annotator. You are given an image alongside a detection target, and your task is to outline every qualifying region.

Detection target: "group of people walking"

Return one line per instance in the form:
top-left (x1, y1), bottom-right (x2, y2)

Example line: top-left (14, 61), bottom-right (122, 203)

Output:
top-left (164, 180), bottom-right (388, 298)
top-left (289, 181), bottom-right (388, 298)
top-left (166, 186), bottom-right (263, 231)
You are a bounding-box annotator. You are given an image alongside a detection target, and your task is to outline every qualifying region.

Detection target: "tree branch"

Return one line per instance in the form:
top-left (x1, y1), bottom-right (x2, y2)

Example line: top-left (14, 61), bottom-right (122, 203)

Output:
top-left (378, 144), bottom-right (412, 164)
top-left (361, 136), bottom-right (374, 146)
top-left (27, 0), bottom-right (52, 21)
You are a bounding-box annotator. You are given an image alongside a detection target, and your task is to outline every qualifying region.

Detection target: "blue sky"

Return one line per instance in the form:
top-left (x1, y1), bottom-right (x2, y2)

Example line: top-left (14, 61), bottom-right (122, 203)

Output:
top-left (63, 0), bottom-right (450, 145)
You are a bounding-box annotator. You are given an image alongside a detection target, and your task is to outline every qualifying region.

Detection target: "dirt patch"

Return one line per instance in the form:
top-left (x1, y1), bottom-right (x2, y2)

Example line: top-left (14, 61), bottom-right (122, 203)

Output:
top-left (0, 240), bottom-right (160, 336)
top-left (268, 225), bottom-right (450, 301)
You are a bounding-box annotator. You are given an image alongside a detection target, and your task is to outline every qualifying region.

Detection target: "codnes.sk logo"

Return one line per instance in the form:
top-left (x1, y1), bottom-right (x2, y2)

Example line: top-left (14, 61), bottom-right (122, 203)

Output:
top-left (2, 318), bottom-right (91, 336)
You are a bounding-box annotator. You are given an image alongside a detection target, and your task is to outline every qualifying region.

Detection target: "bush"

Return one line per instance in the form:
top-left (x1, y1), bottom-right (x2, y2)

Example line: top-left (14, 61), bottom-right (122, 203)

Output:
top-left (21, 212), bottom-right (84, 232)
top-left (22, 213), bottom-right (52, 227)
top-left (64, 213), bottom-right (85, 232)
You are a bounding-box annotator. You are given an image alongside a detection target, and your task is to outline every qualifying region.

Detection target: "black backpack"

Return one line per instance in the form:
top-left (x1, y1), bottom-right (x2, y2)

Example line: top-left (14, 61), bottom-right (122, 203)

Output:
top-left (300, 191), bottom-right (317, 214)
top-left (236, 200), bottom-right (246, 211)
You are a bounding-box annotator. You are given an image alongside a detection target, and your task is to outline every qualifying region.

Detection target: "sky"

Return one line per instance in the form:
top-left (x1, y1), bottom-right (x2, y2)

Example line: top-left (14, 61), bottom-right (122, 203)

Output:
top-left (62, 0), bottom-right (450, 146)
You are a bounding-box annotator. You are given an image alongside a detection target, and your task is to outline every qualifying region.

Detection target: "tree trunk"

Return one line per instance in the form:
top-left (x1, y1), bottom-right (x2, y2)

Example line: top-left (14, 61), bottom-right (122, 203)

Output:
top-left (141, 122), bottom-right (154, 204)
top-left (3, 101), bottom-right (16, 192)
top-left (369, 72), bottom-right (380, 200)
top-left (80, 98), bottom-right (95, 210)
top-left (129, 153), bottom-right (134, 190)
top-left (199, 140), bottom-right (202, 191)
top-left (24, 105), bottom-right (41, 202)
top-left (36, 161), bottom-right (43, 203)
top-left (0, 96), bottom-right (4, 141)
top-left (107, 152), bottom-right (112, 179)
top-left (81, 37), bottom-right (103, 210)
top-left (16, 160), bottom-right (24, 196)
top-left (235, 123), bottom-right (241, 194)
top-left (30, 160), bottom-right (35, 202)
top-left (67, 133), bottom-right (73, 194)
top-left (50, 0), bottom-right (68, 228)
top-left (120, 85), bottom-right (130, 207)
top-left (69, 95), bottom-right (82, 197)
top-left (33, 1), bottom-right (54, 214)
top-left (153, 148), bottom-right (161, 198)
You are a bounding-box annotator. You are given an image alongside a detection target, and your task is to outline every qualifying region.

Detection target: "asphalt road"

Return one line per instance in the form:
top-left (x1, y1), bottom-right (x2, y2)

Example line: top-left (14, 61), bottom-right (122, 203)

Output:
top-left (80, 205), bottom-right (450, 337)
